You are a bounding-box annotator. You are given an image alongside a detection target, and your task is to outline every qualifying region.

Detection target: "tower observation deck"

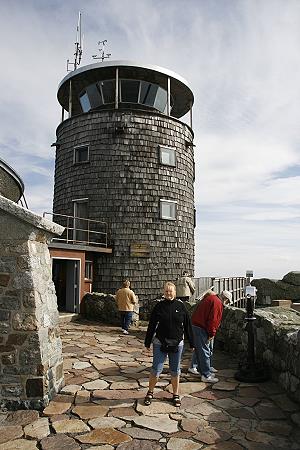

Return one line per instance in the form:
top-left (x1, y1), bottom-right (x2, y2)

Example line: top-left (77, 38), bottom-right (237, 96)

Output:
top-left (53, 60), bottom-right (195, 301)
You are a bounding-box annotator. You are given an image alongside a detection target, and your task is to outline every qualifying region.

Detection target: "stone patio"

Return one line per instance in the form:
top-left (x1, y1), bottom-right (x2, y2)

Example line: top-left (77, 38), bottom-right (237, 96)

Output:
top-left (0, 320), bottom-right (300, 449)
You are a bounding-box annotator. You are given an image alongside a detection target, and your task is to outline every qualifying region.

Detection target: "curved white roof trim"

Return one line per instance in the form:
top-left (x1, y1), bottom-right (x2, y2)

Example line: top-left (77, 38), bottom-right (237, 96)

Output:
top-left (58, 60), bottom-right (192, 92)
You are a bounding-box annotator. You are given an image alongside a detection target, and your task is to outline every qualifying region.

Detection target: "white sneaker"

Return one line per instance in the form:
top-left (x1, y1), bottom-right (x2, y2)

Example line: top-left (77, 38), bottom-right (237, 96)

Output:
top-left (123, 330), bottom-right (129, 335)
top-left (211, 367), bottom-right (218, 373)
top-left (201, 374), bottom-right (219, 383)
top-left (188, 367), bottom-right (199, 375)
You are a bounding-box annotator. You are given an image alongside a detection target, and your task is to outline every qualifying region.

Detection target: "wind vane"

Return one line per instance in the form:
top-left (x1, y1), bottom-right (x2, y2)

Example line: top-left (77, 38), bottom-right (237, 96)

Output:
top-left (92, 40), bottom-right (111, 62)
top-left (67, 11), bottom-right (84, 72)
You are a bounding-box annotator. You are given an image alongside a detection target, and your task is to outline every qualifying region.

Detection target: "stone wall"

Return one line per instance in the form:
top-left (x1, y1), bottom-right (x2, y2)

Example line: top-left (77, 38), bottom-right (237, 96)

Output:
top-left (54, 108), bottom-right (195, 301)
top-left (0, 195), bottom-right (65, 409)
top-left (217, 306), bottom-right (300, 403)
top-left (82, 292), bottom-right (139, 326)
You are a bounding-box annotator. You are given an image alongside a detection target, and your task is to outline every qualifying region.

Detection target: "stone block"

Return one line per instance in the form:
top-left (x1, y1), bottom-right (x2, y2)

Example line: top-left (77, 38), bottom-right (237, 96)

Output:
top-left (271, 300), bottom-right (292, 308)
top-left (0, 310), bottom-right (10, 321)
top-left (22, 290), bottom-right (36, 308)
top-left (12, 313), bottom-right (38, 331)
top-left (19, 348), bottom-right (42, 366)
top-left (37, 364), bottom-right (48, 376)
top-left (55, 362), bottom-right (64, 381)
top-left (26, 378), bottom-right (45, 398)
top-left (0, 344), bottom-right (15, 353)
top-left (0, 296), bottom-right (21, 310)
top-left (2, 384), bottom-right (24, 397)
top-left (0, 273), bottom-right (10, 286)
top-left (2, 352), bottom-right (16, 365)
top-left (7, 333), bottom-right (28, 345)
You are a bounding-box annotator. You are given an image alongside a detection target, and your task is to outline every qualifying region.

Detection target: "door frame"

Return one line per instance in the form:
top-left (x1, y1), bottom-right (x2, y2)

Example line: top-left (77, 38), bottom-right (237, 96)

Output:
top-left (52, 257), bottom-right (81, 313)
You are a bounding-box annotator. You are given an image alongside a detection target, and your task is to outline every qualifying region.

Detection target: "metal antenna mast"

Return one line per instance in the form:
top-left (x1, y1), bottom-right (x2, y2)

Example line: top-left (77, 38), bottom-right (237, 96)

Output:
top-left (67, 11), bottom-right (84, 72)
top-left (92, 40), bottom-right (111, 62)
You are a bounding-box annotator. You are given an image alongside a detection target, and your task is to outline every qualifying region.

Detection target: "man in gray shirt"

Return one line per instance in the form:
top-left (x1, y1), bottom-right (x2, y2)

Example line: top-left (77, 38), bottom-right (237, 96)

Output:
top-left (176, 271), bottom-right (195, 302)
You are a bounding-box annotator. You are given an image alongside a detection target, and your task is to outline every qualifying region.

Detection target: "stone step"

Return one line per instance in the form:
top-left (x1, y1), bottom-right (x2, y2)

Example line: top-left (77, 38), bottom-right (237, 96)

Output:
top-left (59, 313), bottom-right (79, 324)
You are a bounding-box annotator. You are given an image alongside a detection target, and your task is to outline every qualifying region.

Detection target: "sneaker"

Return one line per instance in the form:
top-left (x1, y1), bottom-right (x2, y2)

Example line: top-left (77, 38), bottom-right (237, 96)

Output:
top-left (188, 367), bottom-right (199, 375)
top-left (123, 330), bottom-right (129, 335)
top-left (211, 367), bottom-right (218, 373)
top-left (201, 374), bottom-right (219, 383)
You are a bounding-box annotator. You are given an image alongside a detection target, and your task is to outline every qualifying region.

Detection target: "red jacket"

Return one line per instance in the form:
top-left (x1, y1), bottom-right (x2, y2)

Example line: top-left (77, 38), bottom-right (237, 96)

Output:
top-left (192, 294), bottom-right (223, 338)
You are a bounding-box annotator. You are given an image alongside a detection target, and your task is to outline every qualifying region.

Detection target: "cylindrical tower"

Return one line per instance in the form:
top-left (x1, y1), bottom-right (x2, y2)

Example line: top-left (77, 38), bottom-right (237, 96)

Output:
top-left (54, 60), bottom-right (195, 300)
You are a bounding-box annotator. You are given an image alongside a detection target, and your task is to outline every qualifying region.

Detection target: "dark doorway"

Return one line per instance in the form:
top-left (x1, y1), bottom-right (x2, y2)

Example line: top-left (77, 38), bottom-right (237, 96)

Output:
top-left (52, 259), bottom-right (80, 312)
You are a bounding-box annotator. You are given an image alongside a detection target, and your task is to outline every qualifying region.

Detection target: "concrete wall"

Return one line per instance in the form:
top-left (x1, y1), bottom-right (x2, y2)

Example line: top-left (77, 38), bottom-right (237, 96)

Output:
top-left (54, 108), bottom-right (195, 300)
top-left (0, 195), bottom-right (64, 409)
top-left (217, 306), bottom-right (300, 403)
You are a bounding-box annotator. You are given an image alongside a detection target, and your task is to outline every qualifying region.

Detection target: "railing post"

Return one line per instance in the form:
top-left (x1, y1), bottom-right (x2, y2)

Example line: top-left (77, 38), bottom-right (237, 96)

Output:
top-left (66, 216), bottom-right (69, 243)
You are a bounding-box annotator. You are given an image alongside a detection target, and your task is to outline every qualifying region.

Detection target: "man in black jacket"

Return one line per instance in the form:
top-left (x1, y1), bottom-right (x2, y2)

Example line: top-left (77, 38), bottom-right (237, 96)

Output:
top-left (144, 282), bottom-right (194, 407)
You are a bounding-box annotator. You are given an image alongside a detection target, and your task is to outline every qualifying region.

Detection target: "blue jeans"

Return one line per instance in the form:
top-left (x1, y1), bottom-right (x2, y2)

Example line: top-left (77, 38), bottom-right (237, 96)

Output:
top-left (120, 311), bottom-right (133, 331)
top-left (151, 340), bottom-right (184, 377)
top-left (192, 325), bottom-right (214, 377)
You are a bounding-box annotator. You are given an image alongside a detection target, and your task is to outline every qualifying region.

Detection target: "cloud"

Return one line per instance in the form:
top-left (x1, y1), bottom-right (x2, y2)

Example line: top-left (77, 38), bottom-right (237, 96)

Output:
top-left (1, 0), bottom-right (300, 279)
top-left (194, 133), bottom-right (300, 206)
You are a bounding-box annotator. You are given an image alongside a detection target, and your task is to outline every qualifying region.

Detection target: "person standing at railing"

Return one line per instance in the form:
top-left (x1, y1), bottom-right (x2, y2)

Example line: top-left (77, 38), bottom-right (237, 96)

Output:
top-left (115, 280), bottom-right (137, 335)
top-left (175, 271), bottom-right (195, 302)
top-left (188, 290), bottom-right (232, 383)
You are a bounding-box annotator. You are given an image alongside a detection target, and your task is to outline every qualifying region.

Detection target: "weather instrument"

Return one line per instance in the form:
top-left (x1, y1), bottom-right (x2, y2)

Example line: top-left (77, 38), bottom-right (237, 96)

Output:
top-left (67, 11), bottom-right (84, 72)
top-left (92, 40), bottom-right (111, 62)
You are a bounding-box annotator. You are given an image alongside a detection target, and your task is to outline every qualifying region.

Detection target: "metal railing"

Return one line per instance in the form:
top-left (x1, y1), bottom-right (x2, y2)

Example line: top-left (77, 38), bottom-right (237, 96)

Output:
top-left (139, 276), bottom-right (247, 320)
top-left (43, 212), bottom-right (109, 248)
top-left (192, 277), bottom-right (246, 308)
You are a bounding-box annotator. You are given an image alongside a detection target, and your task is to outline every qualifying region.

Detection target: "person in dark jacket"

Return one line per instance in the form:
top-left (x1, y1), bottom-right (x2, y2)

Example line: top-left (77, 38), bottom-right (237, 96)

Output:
top-left (144, 282), bottom-right (194, 407)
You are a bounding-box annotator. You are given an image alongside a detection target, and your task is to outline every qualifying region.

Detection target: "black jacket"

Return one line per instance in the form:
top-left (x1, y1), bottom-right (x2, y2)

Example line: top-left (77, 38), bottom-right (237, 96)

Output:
top-left (144, 299), bottom-right (194, 348)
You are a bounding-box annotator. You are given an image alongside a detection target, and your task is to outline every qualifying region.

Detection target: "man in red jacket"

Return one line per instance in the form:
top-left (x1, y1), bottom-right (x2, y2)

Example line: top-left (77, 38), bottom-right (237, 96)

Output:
top-left (189, 290), bottom-right (232, 383)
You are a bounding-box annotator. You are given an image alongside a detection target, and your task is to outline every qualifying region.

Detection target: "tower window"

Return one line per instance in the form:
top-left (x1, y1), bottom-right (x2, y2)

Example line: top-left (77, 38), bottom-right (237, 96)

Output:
top-left (159, 146), bottom-right (176, 167)
top-left (79, 92), bottom-right (91, 112)
top-left (160, 199), bottom-right (177, 220)
top-left (121, 80), bottom-right (140, 103)
top-left (100, 80), bottom-right (115, 104)
top-left (74, 146), bottom-right (89, 164)
top-left (85, 261), bottom-right (93, 280)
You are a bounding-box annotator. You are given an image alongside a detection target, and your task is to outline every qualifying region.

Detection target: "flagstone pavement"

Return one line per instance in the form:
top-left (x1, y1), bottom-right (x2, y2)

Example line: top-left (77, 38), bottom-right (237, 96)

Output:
top-left (1, 320), bottom-right (300, 450)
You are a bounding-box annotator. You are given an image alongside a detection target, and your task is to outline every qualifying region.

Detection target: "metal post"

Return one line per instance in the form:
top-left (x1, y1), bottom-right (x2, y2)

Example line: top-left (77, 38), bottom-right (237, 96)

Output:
top-left (235, 292), bottom-right (270, 383)
top-left (66, 215), bottom-right (69, 243)
top-left (61, 107), bottom-right (65, 123)
top-left (115, 67), bottom-right (119, 109)
top-left (68, 80), bottom-right (72, 118)
top-left (167, 77), bottom-right (171, 116)
top-left (190, 104), bottom-right (193, 129)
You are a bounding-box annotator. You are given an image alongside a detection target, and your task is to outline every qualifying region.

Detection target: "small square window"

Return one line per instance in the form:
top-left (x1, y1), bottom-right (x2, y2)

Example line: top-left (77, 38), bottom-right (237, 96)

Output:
top-left (160, 199), bottom-right (177, 220)
top-left (159, 146), bottom-right (176, 167)
top-left (74, 146), bottom-right (89, 164)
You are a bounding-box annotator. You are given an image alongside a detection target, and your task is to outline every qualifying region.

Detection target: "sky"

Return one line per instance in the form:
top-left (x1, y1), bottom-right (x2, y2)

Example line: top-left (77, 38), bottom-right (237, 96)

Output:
top-left (1, 0), bottom-right (300, 280)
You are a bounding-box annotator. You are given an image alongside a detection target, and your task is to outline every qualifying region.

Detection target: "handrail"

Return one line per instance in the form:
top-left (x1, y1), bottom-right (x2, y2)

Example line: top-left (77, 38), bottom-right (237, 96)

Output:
top-left (43, 212), bottom-right (109, 248)
top-left (192, 277), bottom-right (246, 308)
